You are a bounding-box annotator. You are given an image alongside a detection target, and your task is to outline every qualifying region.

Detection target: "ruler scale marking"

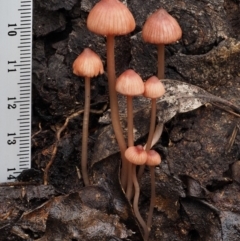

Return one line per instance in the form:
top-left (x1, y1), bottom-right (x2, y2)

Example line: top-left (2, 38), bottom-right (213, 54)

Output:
top-left (0, 0), bottom-right (32, 182)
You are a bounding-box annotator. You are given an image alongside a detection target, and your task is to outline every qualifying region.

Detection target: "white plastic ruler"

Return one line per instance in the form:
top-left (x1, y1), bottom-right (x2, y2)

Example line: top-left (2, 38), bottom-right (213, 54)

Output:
top-left (0, 0), bottom-right (33, 182)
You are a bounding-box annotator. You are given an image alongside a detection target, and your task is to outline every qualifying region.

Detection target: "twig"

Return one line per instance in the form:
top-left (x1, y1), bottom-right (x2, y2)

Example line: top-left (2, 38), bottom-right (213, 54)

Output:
top-left (31, 123), bottom-right (42, 139)
top-left (43, 104), bottom-right (107, 185)
top-left (43, 109), bottom-right (84, 185)
top-left (225, 123), bottom-right (239, 153)
top-left (211, 102), bottom-right (240, 117)
top-left (178, 94), bottom-right (240, 114)
top-left (0, 181), bottom-right (38, 187)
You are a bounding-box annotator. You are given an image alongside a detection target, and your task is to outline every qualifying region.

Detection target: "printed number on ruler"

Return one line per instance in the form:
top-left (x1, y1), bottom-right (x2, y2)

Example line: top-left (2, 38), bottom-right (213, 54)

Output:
top-left (0, 0), bottom-right (32, 182)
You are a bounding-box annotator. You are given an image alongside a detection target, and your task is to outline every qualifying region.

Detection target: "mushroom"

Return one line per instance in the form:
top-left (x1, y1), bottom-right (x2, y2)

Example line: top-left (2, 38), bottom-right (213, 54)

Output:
top-left (142, 8), bottom-right (182, 79)
top-left (73, 48), bottom-right (104, 186)
top-left (116, 69), bottom-right (144, 199)
top-left (125, 145), bottom-right (148, 166)
top-left (87, 0), bottom-right (136, 188)
top-left (144, 76), bottom-right (165, 151)
top-left (116, 70), bottom-right (144, 147)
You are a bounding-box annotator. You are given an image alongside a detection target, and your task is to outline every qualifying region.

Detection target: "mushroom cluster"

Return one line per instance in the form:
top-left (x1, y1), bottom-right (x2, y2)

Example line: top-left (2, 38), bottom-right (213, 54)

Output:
top-left (72, 1), bottom-right (182, 240)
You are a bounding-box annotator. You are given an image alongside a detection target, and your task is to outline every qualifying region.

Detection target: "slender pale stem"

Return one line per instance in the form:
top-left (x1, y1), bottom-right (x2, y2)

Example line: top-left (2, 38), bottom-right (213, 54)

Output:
top-left (126, 96), bottom-right (133, 200)
top-left (138, 99), bottom-right (158, 240)
top-left (127, 96), bottom-right (134, 147)
top-left (81, 77), bottom-right (91, 186)
top-left (145, 99), bottom-right (157, 150)
top-left (132, 165), bottom-right (148, 238)
top-left (137, 99), bottom-right (157, 179)
top-left (157, 44), bottom-right (165, 79)
top-left (144, 167), bottom-right (156, 241)
top-left (106, 35), bottom-right (128, 189)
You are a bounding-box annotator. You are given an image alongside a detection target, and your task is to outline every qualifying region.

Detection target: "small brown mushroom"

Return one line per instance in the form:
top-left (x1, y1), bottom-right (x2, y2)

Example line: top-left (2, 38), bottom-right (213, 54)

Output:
top-left (87, 0), bottom-right (136, 188)
top-left (142, 8), bottom-right (182, 79)
top-left (116, 69), bottom-right (144, 200)
top-left (73, 48), bottom-right (103, 186)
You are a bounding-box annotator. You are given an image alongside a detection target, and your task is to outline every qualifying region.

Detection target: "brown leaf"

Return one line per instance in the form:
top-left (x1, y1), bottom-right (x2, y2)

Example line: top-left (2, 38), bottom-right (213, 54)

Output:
top-left (93, 79), bottom-right (239, 165)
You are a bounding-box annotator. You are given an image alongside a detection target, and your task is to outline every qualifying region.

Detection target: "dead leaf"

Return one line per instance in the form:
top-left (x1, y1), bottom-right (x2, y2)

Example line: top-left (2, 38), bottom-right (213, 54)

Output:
top-left (93, 79), bottom-right (240, 165)
top-left (10, 185), bottom-right (135, 241)
top-left (36, 192), bottom-right (131, 241)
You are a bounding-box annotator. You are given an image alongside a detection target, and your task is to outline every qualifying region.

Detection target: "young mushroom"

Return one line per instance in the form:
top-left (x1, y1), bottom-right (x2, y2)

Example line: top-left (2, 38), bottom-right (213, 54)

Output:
top-left (144, 76), bottom-right (165, 151)
top-left (116, 69), bottom-right (144, 199)
top-left (87, 0), bottom-right (136, 188)
top-left (142, 8), bottom-right (182, 79)
top-left (73, 48), bottom-right (104, 186)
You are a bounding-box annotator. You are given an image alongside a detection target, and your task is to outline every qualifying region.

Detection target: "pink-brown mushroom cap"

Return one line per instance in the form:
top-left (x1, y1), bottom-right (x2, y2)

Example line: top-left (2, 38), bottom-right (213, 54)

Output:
top-left (116, 69), bottom-right (144, 96)
top-left (73, 48), bottom-right (104, 77)
top-left (142, 8), bottom-right (182, 44)
top-left (143, 76), bottom-right (165, 99)
top-left (87, 0), bottom-right (136, 36)
top-left (125, 145), bottom-right (148, 165)
top-left (146, 150), bottom-right (161, 166)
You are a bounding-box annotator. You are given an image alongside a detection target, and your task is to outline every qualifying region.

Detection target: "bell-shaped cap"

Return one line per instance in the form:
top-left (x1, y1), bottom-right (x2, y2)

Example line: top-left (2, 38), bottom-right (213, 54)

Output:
top-left (142, 8), bottom-right (182, 44)
top-left (87, 0), bottom-right (135, 36)
top-left (146, 150), bottom-right (161, 166)
top-left (73, 48), bottom-right (104, 77)
top-left (116, 69), bottom-right (144, 96)
top-left (143, 76), bottom-right (165, 99)
top-left (125, 145), bottom-right (147, 165)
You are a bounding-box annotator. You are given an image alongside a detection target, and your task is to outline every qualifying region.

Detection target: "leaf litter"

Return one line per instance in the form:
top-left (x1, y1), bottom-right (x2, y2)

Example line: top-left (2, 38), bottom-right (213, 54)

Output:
top-left (93, 79), bottom-right (240, 165)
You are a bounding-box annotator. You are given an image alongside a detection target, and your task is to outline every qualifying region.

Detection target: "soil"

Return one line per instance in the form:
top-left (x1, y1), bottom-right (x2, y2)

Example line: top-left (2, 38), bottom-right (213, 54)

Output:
top-left (1, 0), bottom-right (240, 240)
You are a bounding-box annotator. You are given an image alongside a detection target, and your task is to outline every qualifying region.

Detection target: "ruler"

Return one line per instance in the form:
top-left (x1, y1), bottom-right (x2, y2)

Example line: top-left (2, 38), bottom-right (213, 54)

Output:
top-left (0, 0), bottom-right (33, 182)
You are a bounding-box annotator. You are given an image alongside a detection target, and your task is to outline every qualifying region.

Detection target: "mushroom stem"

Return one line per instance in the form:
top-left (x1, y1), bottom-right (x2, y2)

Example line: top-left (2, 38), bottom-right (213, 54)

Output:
top-left (127, 96), bottom-right (134, 147)
top-left (81, 76), bottom-right (91, 186)
top-left (138, 99), bottom-right (158, 240)
top-left (144, 100), bottom-right (158, 240)
top-left (144, 166), bottom-right (156, 241)
top-left (126, 96), bottom-right (134, 200)
top-left (144, 100), bottom-right (157, 240)
top-left (137, 99), bottom-right (157, 180)
top-left (106, 35), bottom-right (128, 189)
top-left (132, 164), bottom-right (148, 239)
top-left (157, 44), bottom-right (165, 79)
top-left (145, 99), bottom-right (157, 151)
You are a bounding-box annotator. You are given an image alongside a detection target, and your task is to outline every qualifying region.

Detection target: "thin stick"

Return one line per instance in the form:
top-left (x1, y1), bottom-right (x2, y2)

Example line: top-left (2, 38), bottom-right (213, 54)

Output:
top-left (107, 35), bottom-right (128, 189)
top-left (81, 77), bottom-right (91, 186)
top-left (43, 109), bottom-right (83, 185)
top-left (43, 104), bottom-right (108, 185)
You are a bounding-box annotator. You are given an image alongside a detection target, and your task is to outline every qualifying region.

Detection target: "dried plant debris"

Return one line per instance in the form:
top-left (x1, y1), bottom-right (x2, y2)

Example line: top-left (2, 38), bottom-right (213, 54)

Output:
top-left (94, 79), bottom-right (240, 165)
top-left (181, 198), bottom-right (222, 241)
top-left (152, 171), bottom-right (185, 221)
top-left (6, 186), bottom-right (133, 241)
top-left (209, 182), bottom-right (240, 213)
top-left (91, 156), bottom-right (143, 240)
top-left (220, 211), bottom-right (240, 241)
top-left (181, 198), bottom-right (240, 241)
top-left (167, 106), bottom-right (239, 185)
